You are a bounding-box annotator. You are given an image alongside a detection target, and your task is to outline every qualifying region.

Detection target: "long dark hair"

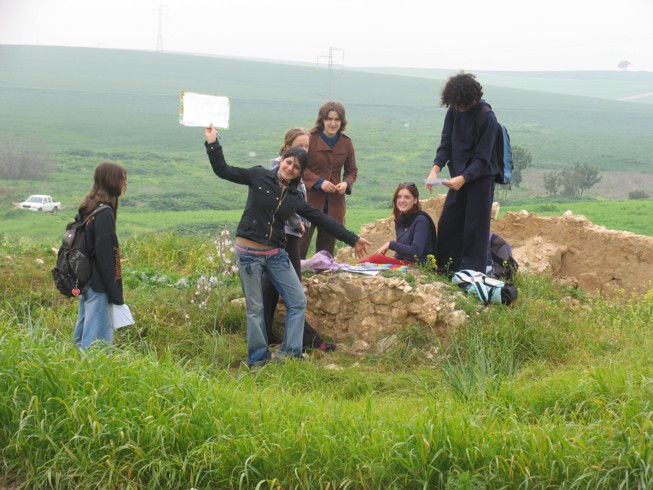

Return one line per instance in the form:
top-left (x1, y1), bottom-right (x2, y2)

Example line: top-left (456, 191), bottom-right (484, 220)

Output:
top-left (78, 161), bottom-right (126, 219)
top-left (392, 182), bottom-right (421, 222)
top-left (280, 146), bottom-right (309, 179)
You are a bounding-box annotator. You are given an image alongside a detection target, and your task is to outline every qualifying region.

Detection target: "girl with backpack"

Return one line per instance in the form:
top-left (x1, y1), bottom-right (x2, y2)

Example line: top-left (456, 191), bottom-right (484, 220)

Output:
top-left (73, 162), bottom-right (127, 350)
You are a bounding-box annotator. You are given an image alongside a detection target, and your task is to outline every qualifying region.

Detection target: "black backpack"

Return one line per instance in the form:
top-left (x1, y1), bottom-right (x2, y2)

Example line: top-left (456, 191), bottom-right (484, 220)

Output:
top-left (52, 204), bottom-right (107, 297)
top-left (487, 232), bottom-right (518, 281)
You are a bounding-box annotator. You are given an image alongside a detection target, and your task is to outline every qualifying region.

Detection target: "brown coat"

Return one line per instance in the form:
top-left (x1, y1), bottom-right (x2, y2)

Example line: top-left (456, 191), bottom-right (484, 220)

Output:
top-left (302, 129), bottom-right (357, 224)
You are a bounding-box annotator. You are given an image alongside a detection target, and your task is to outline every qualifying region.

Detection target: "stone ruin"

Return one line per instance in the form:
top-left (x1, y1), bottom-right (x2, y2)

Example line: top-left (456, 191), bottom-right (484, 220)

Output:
top-left (273, 195), bottom-right (653, 350)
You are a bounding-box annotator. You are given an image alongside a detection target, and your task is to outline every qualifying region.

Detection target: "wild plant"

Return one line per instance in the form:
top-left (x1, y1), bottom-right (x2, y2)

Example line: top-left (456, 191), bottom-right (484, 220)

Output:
top-left (191, 224), bottom-right (238, 310)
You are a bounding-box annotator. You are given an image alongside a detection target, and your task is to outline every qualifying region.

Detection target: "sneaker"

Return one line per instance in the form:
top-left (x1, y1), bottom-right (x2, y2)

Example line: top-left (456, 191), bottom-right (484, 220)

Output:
top-left (318, 342), bottom-right (336, 353)
top-left (247, 360), bottom-right (268, 370)
top-left (272, 352), bottom-right (304, 364)
top-left (267, 335), bottom-right (282, 346)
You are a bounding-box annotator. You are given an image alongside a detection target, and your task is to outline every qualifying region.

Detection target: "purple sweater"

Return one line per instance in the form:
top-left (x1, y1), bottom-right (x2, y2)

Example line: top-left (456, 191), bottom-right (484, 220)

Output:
top-left (389, 212), bottom-right (437, 263)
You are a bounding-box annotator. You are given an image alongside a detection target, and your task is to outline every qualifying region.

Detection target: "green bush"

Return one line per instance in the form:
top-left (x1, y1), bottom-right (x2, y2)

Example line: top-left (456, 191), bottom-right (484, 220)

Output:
top-left (628, 190), bottom-right (650, 200)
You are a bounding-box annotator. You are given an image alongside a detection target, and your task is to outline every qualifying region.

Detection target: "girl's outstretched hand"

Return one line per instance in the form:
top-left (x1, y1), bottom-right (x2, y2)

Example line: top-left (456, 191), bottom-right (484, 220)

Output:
top-left (353, 238), bottom-right (372, 258)
top-left (205, 123), bottom-right (218, 144)
top-left (375, 241), bottom-right (390, 256)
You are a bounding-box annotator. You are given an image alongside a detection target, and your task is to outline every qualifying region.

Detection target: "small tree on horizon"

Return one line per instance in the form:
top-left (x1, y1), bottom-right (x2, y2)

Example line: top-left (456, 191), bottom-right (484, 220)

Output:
top-left (618, 60), bottom-right (631, 71)
top-left (510, 145), bottom-right (533, 188)
top-left (543, 163), bottom-right (602, 198)
top-left (543, 171), bottom-right (560, 196)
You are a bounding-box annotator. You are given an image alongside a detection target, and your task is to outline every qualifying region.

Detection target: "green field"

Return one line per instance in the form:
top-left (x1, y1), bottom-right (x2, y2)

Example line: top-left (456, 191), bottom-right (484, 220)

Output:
top-left (3, 46), bottom-right (653, 488)
top-left (2, 45), bottom-right (653, 242)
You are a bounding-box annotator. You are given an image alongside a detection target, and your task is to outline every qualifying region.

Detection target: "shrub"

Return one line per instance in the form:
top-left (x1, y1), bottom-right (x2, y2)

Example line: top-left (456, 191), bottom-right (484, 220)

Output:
top-left (628, 190), bottom-right (650, 200)
top-left (0, 140), bottom-right (55, 180)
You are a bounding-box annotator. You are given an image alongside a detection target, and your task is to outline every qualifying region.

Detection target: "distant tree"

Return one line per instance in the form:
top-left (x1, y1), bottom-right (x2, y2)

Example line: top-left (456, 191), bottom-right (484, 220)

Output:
top-left (0, 140), bottom-right (55, 180)
top-left (543, 163), bottom-right (601, 198)
top-left (572, 162), bottom-right (602, 197)
top-left (618, 60), bottom-right (631, 71)
top-left (543, 171), bottom-right (560, 196)
top-left (510, 145), bottom-right (532, 188)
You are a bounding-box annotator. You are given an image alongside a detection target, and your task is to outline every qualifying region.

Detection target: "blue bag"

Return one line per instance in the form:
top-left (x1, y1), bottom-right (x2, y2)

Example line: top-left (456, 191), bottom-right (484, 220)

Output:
top-left (477, 106), bottom-right (513, 185)
top-left (452, 269), bottom-right (518, 306)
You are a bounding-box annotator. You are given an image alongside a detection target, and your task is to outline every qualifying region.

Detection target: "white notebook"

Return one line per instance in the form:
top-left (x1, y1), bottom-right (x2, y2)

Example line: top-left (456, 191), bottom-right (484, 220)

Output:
top-left (112, 303), bottom-right (135, 329)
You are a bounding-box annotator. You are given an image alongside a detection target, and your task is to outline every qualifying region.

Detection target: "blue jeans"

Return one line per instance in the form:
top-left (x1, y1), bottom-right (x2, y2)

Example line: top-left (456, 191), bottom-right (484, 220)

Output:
top-left (73, 285), bottom-right (113, 350)
top-left (235, 246), bottom-right (306, 365)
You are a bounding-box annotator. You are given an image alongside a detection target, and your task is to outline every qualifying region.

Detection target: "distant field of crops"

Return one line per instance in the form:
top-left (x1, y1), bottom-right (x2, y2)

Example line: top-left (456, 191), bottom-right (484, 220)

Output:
top-left (2, 45), bottom-right (653, 241)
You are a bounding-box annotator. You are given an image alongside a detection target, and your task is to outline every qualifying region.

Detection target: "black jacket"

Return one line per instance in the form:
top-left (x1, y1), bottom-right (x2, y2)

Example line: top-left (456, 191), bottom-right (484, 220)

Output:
top-left (206, 141), bottom-right (360, 249)
top-left (84, 205), bottom-right (124, 305)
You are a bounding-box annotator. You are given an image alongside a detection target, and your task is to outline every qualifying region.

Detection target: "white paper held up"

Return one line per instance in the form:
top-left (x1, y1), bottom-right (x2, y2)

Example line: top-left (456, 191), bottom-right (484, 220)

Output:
top-left (113, 303), bottom-right (135, 329)
top-left (179, 91), bottom-right (230, 129)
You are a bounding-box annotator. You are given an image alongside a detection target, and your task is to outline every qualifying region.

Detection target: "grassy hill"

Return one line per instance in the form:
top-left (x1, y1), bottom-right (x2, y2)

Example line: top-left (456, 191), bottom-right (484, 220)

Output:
top-left (1, 45), bottom-right (653, 241)
top-left (3, 46), bottom-right (653, 488)
top-left (2, 229), bottom-right (653, 488)
top-left (356, 67), bottom-right (653, 103)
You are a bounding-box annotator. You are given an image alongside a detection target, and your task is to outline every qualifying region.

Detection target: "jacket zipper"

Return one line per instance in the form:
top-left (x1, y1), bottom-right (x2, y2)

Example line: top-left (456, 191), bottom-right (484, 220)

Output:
top-left (268, 187), bottom-right (288, 240)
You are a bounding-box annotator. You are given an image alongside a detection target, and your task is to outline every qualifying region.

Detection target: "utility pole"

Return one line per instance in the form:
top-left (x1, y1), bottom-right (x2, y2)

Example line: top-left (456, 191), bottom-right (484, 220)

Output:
top-left (316, 47), bottom-right (344, 98)
top-left (154, 5), bottom-right (168, 51)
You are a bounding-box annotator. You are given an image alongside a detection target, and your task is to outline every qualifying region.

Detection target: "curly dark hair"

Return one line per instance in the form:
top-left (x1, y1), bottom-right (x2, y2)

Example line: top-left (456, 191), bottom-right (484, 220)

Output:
top-left (440, 72), bottom-right (483, 109)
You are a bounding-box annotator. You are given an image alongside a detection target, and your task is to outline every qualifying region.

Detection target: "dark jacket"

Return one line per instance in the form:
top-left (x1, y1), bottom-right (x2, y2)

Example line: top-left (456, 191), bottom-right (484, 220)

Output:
top-left (206, 141), bottom-right (360, 249)
top-left (85, 205), bottom-right (124, 305)
top-left (434, 100), bottom-right (499, 183)
top-left (390, 211), bottom-right (437, 263)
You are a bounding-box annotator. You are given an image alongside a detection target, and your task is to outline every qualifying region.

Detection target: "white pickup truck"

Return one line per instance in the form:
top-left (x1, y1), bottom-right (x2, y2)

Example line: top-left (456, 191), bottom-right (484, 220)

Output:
top-left (18, 194), bottom-right (61, 213)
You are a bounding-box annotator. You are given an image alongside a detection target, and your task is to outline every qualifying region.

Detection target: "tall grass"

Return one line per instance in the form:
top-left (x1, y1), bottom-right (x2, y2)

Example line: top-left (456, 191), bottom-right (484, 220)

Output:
top-left (2, 235), bottom-right (653, 488)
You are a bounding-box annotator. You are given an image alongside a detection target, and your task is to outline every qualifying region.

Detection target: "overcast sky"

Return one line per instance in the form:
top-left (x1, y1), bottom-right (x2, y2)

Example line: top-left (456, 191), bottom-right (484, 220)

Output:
top-left (1, 0), bottom-right (651, 72)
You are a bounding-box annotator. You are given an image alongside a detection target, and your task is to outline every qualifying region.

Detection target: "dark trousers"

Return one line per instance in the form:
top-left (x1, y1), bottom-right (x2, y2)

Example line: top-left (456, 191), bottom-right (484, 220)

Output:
top-left (437, 175), bottom-right (495, 273)
top-left (298, 198), bottom-right (337, 259)
top-left (262, 235), bottom-right (323, 348)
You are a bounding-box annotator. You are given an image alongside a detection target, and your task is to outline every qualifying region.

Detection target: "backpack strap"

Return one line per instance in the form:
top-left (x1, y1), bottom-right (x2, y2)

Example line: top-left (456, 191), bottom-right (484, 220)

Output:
top-left (474, 105), bottom-right (495, 138)
top-left (81, 203), bottom-right (109, 225)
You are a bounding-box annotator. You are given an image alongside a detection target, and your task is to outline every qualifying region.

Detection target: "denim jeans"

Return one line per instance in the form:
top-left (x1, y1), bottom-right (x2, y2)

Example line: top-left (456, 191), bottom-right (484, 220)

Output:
top-left (73, 285), bottom-right (113, 350)
top-left (235, 246), bottom-right (306, 365)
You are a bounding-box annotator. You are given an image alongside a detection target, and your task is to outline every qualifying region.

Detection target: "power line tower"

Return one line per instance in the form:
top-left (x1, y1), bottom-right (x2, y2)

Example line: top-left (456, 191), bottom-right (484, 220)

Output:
top-left (154, 5), bottom-right (168, 51)
top-left (317, 47), bottom-right (344, 98)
